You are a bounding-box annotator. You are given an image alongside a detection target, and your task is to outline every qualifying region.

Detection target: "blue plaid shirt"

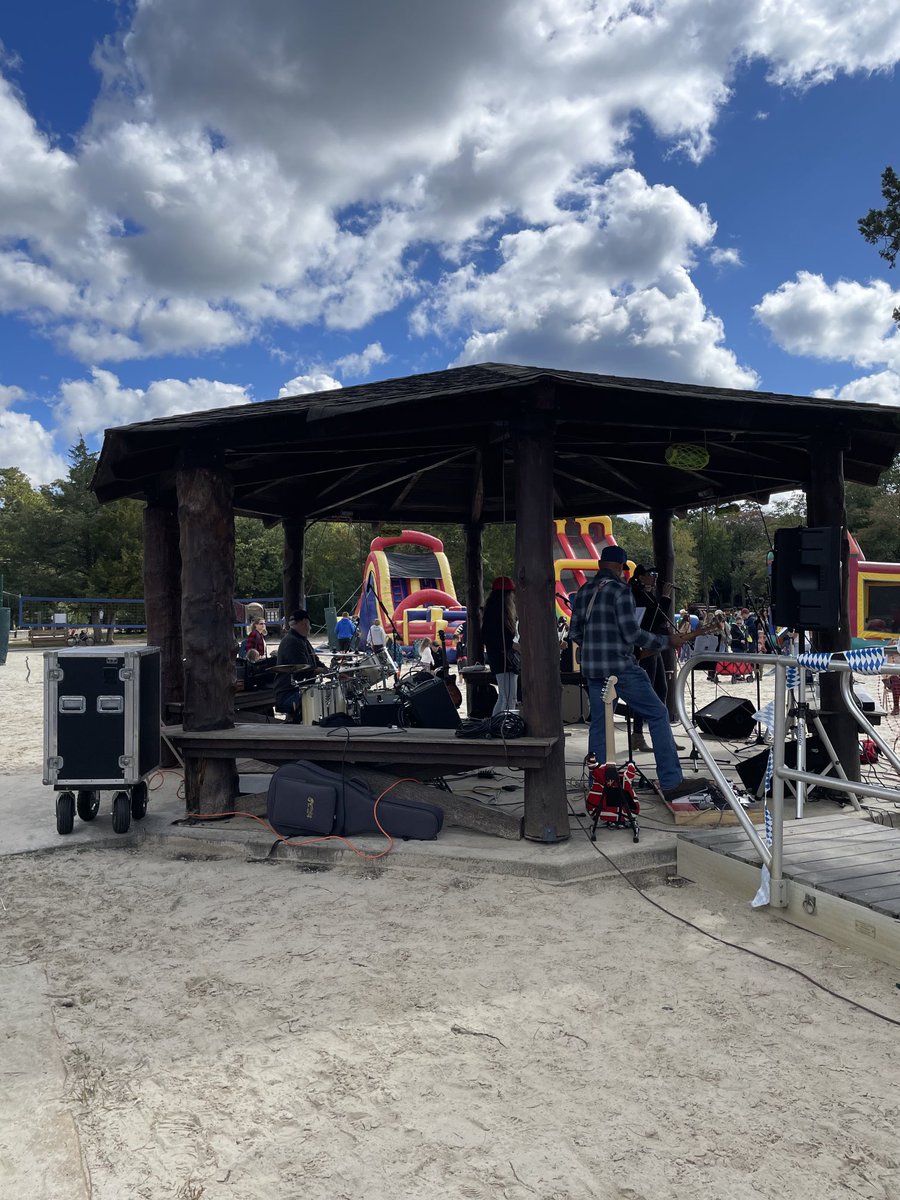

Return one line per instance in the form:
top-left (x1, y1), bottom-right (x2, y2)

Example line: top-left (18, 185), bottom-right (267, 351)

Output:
top-left (569, 569), bottom-right (670, 678)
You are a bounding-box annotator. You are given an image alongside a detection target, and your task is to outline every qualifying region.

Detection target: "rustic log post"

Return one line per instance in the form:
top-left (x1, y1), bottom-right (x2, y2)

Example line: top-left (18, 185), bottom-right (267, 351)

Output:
top-left (283, 519), bottom-right (305, 617)
top-left (651, 507), bottom-right (677, 720)
top-left (143, 502), bottom-right (183, 767)
top-left (514, 414), bottom-right (569, 842)
top-left (177, 465), bottom-right (238, 812)
top-left (806, 441), bottom-right (859, 782)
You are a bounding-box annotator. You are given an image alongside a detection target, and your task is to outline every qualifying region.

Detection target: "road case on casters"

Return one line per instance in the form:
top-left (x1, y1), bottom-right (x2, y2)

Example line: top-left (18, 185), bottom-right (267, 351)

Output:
top-left (43, 646), bottom-right (161, 836)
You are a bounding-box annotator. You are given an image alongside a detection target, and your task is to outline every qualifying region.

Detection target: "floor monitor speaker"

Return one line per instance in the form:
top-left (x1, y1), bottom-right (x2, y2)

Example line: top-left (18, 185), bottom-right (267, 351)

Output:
top-left (695, 696), bottom-right (756, 739)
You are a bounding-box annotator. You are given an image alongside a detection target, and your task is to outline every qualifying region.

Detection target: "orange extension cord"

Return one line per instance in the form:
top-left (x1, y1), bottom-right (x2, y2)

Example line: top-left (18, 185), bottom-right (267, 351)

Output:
top-left (149, 770), bottom-right (420, 860)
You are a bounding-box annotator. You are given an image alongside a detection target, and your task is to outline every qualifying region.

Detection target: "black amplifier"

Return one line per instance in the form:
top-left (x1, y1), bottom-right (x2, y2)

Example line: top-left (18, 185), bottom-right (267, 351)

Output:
top-left (405, 676), bottom-right (461, 729)
top-left (359, 691), bottom-right (406, 728)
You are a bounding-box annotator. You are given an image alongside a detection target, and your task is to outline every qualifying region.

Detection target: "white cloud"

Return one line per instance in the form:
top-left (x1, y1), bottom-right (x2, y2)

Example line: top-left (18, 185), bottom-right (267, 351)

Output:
top-left (709, 247), bottom-right (743, 268)
top-left (414, 170), bottom-right (757, 387)
top-left (813, 370), bottom-right (900, 407)
top-left (0, 409), bottom-right (68, 484)
top-left (1, 0), bottom-right (898, 375)
top-left (53, 368), bottom-right (252, 441)
top-left (755, 272), bottom-right (900, 369)
top-left (278, 373), bottom-right (342, 397)
top-left (332, 342), bottom-right (389, 379)
top-left (0, 383), bottom-right (26, 410)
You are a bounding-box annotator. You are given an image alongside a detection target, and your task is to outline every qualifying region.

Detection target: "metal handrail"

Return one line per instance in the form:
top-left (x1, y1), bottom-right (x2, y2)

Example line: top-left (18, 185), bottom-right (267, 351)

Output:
top-left (674, 650), bottom-right (900, 908)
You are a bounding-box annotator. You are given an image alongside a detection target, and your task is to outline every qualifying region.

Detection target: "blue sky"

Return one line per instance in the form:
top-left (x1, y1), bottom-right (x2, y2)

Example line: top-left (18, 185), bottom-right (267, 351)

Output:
top-left (1, 0), bottom-right (899, 485)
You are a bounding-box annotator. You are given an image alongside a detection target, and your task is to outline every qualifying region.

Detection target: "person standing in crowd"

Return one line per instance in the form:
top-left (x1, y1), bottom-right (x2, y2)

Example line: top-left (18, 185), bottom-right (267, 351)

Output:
top-left (629, 564), bottom-right (672, 754)
top-left (273, 609), bottom-right (326, 720)
top-left (481, 576), bottom-right (520, 716)
top-left (416, 637), bottom-right (435, 671)
top-left (366, 618), bottom-right (387, 651)
top-left (334, 611), bottom-right (356, 651)
top-left (244, 616), bottom-right (268, 663)
top-left (569, 545), bottom-right (711, 803)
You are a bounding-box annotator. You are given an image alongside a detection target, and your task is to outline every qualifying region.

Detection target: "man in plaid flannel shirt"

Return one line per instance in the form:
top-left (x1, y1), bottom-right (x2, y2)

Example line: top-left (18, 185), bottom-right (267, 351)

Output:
top-left (569, 544), bottom-right (712, 801)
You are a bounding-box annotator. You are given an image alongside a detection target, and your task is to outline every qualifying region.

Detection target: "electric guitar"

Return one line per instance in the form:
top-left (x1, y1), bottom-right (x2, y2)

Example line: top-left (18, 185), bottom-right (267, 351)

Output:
top-left (637, 616), bottom-right (719, 660)
top-left (585, 675), bottom-right (640, 843)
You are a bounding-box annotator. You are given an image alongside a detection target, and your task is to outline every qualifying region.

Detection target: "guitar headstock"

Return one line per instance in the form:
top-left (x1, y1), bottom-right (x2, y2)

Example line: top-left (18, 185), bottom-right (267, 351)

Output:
top-left (600, 674), bottom-right (618, 705)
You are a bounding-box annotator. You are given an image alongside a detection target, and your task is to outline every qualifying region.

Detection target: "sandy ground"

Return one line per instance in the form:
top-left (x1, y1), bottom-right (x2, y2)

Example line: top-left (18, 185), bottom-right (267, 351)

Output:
top-left (2, 642), bottom-right (900, 1199)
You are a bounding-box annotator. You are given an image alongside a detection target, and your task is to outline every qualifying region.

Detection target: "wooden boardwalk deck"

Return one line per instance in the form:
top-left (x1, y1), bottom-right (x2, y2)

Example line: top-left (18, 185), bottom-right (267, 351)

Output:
top-left (677, 813), bottom-right (900, 967)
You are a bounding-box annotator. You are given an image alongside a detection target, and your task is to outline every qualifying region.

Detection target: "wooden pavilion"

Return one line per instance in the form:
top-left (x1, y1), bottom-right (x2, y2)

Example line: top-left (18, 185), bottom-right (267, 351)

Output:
top-left (92, 362), bottom-right (900, 841)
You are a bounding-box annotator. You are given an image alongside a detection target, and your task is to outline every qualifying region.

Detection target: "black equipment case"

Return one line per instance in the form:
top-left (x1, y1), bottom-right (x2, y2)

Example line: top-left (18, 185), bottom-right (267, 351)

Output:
top-left (267, 761), bottom-right (443, 840)
top-left (43, 646), bottom-right (161, 787)
top-left (359, 690), bottom-right (406, 727)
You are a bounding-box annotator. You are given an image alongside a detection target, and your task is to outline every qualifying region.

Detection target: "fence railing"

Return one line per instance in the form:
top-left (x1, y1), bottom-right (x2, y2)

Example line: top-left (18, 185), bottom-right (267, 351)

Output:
top-left (18, 595), bottom-right (286, 631)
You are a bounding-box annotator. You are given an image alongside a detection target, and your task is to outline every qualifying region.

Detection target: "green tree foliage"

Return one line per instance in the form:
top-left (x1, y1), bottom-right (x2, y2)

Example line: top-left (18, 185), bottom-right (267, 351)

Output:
top-left (0, 440), bottom-right (144, 600)
top-left (858, 165), bottom-right (900, 322)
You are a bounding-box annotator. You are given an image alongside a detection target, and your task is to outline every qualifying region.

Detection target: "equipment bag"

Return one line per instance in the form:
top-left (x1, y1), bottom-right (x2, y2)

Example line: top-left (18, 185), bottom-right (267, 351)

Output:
top-left (267, 761), bottom-right (343, 837)
top-left (267, 761), bottom-right (444, 841)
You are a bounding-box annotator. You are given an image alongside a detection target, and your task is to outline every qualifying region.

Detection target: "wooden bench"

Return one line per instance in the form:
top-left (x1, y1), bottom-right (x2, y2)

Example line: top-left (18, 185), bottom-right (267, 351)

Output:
top-left (28, 627), bottom-right (69, 649)
top-left (163, 723), bottom-right (558, 839)
top-left (164, 723), bottom-right (557, 775)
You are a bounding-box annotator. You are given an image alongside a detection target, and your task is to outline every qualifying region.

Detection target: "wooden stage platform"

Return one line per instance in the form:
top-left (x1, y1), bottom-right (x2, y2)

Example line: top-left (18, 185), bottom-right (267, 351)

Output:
top-left (677, 812), bottom-right (900, 967)
top-left (163, 723), bottom-right (557, 777)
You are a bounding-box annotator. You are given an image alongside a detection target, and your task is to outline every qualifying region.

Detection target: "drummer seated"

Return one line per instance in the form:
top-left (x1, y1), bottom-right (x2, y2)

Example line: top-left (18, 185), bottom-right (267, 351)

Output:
top-left (274, 608), bottom-right (327, 721)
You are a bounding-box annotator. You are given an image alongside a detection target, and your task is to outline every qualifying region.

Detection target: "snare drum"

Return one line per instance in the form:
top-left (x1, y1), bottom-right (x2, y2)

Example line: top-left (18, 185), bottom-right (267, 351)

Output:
top-left (300, 682), bottom-right (346, 724)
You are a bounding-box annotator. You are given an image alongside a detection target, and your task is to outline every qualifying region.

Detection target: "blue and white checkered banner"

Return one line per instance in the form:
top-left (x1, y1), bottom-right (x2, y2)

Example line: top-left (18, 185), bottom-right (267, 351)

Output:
top-left (785, 666), bottom-right (799, 689)
top-left (753, 700), bottom-right (775, 733)
top-left (764, 749), bottom-right (774, 794)
top-left (764, 804), bottom-right (773, 847)
top-left (797, 651), bottom-right (833, 672)
top-left (844, 646), bottom-right (886, 674)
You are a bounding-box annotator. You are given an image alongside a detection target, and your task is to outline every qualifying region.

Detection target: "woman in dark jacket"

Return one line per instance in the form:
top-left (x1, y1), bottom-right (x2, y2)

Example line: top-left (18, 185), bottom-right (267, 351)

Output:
top-left (481, 577), bottom-right (519, 716)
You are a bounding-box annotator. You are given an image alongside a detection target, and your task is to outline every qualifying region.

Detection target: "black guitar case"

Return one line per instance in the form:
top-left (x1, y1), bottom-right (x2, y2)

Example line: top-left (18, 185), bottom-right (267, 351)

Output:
top-left (267, 761), bottom-right (443, 840)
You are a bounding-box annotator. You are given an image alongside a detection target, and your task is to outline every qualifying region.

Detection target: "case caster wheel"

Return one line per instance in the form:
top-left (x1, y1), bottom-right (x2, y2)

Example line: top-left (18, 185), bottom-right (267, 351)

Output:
top-left (112, 791), bottom-right (131, 834)
top-left (131, 781), bottom-right (148, 821)
top-left (76, 789), bottom-right (100, 822)
top-left (56, 791), bottom-right (75, 835)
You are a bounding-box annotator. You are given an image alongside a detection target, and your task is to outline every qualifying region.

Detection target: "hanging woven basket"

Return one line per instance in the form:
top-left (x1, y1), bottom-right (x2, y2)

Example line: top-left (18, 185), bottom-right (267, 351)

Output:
top-left (665, 443), bottom-right (710, 471)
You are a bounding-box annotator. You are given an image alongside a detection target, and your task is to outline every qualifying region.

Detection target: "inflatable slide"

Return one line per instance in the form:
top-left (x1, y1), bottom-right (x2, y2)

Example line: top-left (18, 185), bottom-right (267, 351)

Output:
top-left (553, 516), bottom-right (624, 620)
top-left (359, 530), bottom-right (466, 648)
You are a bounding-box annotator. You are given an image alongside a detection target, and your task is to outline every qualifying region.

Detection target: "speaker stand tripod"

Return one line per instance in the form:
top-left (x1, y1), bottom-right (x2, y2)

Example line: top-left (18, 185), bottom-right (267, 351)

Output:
top-left (622, 703), bottom-right (655, 790)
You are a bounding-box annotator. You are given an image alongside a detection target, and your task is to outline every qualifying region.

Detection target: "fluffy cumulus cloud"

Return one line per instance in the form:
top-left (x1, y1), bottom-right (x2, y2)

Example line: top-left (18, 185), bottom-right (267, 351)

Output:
top-left (0, 383), bottom-right (68, 483)
top-left (53, 368), bottom-right (252, 441)
top-left (0, 0), bottom-right (899, 429)
top-left (4, 4), bottom-right (900, 352)
top-left (755, 272), bottom-right (900, 369)
top-left (813, 371), bottom-right (900, 407)
top-left (413, 170), bottom-right (757, 386)
top-left (278, 372), bottom-right (342, 397)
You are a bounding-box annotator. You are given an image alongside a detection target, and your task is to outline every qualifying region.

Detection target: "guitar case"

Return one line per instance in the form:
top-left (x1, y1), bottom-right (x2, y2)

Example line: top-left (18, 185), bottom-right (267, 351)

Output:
top-left (267, 761), bottom-right (444, 840)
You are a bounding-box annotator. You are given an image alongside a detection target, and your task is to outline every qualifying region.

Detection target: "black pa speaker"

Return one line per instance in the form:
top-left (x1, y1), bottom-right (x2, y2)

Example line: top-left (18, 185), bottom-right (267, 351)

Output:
top-left (695, 696), bottom-right (756, 739)
top-left (405, 677), bottom-right (461, 729)
top-left (772, 526), bottom-right (841, 631)
top-left (736, 738), bottom-right (830, 798)
top-left (360, 691), bottom-right (406, 728)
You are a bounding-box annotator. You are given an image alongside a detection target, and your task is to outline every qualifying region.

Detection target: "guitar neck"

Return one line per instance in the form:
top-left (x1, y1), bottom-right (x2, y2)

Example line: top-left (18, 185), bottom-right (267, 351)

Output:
top-left (604, 689), bottom-right (617, 765)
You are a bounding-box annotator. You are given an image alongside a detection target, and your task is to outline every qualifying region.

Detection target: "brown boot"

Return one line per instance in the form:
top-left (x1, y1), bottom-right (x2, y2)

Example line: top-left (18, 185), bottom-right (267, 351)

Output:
top-left (632, 736), bottom-right (652, 753)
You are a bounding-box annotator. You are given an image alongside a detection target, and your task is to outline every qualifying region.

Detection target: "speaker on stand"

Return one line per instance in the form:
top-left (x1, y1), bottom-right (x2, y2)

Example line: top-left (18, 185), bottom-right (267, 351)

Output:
top-left (695, 695), bottom-right (757, 739)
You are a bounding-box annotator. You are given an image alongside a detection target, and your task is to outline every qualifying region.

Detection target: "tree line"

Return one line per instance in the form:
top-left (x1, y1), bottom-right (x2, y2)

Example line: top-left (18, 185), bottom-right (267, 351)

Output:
top-left (2, 439), bottom-right (899, 625)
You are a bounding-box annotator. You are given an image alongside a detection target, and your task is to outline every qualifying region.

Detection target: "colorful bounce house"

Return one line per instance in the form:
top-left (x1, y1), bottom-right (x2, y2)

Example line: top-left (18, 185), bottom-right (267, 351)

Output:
top-left (553, 516), bottom-right (626, 621)
top-left (360, 531), bottom-right (466, 650)
top-left (849, 533), bottom-right (900, 648)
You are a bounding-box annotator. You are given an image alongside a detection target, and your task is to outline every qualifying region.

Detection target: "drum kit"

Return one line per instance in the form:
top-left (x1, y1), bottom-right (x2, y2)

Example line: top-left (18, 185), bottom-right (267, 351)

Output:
top-left (272, 648), bottom-right (398, 723)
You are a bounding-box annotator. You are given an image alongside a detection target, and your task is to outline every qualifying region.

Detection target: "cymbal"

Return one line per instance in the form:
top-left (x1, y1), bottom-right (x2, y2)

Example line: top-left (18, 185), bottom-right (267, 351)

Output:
top-left (271, 663), bottom-right (316, 674)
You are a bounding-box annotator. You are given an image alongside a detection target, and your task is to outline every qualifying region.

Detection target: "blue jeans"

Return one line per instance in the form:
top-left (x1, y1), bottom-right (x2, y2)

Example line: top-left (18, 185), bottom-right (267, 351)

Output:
top-left (586, 662), bottom-right (683, 792)
top-left (493, 671), bottom-right (518, 715)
